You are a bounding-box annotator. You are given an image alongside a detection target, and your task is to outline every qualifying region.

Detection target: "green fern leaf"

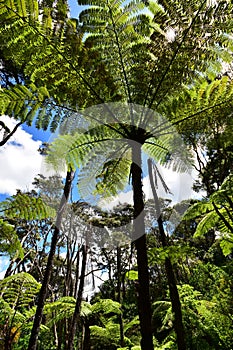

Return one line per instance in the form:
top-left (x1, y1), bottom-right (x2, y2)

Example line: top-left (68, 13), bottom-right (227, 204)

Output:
top-left (0, 192), bottom-right (56, 221)
top-left (0, 272), bottom-right (41, 309)
top-left (193, 211), bottom-right (218, 237)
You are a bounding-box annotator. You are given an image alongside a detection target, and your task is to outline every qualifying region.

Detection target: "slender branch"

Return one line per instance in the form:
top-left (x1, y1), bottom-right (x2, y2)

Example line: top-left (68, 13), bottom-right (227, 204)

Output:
top-left (0, 121), bottom-right (23, 147)
top-left (50, 102), bottom-right (128, 138)
top-left (149, 99), bottom-right (232, 136)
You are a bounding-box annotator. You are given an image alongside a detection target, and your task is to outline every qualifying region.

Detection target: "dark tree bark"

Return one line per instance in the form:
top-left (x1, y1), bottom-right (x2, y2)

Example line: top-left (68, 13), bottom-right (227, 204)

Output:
top-left (27, 170), bottom-right (75, 350)
top-left (148, 158), bottom-right (186, 350)
top-left (131, 144), bottom-right (154, 350)
top-left (117, 246), bottom-right (125, 347)
top-left (68, 243), bottom-right (88, 350)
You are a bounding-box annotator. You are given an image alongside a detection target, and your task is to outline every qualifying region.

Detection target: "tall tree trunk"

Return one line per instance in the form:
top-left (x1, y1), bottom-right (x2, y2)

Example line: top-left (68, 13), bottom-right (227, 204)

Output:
top-left (148, 159), bottom-right (186, 350)
top-left (68, 243), bottom-right (88, 350)
top-left (131, 144), bottom-right (154, 350)
top-left (27, 170), bottom-right (74, 350)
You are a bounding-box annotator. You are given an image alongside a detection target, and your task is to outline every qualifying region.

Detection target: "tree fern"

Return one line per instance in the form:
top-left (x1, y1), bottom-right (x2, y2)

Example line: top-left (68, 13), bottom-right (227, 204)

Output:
top-left (1, 0), bottom-right (233, 132)
top-left (1, 1), bottom-right (233, 349)
top-left (0, 273), bottom-right (47, 349)
top-left (43, 297), bottom-right (121, 327)
top-left (47, 101), bottom-right (194, 202)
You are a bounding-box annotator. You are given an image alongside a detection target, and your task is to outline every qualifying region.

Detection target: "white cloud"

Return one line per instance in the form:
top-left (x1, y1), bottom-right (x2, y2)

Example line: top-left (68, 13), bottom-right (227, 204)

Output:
top-left (0, 116), bottom-right (43, 195)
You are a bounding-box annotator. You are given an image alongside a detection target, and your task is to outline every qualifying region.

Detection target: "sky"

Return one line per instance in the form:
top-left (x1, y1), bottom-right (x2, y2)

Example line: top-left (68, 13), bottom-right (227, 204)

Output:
top-left (0, 116), bottom-right (45, 199)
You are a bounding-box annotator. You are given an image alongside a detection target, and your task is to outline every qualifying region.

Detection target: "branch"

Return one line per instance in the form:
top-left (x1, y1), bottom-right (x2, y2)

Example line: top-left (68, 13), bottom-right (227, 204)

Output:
top-left (0, 121), bottom-right (23, 147)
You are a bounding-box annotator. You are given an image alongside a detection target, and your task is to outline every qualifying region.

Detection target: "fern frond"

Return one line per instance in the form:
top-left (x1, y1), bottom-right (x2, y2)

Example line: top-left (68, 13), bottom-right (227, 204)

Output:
top-left (0, 192), bottom-right (56, 221)
top-left (183, 174), bottom-right (233, 254)
top-left (159, 76), bottom-right (233, 134)
top-left (0, 83), bottom-right (50, 126)
top-left (91, 298), bottom-right (121, 315)
top-left (43, 296), bottom-right (76, 324)
top-left (183, 201), bottom-right (214, 221)
top-left (0, 0), bottom-right (39, 20)
top-left (0, 272), bottom-right (41, 309)
top-left (193, 211), bottom-right (218, 237)
top-left (0, 219), bottom-right (23, 258)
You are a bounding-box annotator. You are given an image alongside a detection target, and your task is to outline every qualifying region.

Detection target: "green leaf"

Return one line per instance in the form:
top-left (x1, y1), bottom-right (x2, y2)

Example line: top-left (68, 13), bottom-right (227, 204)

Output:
top-left (0, 219), bottom-right (23, 258)
top-left (125, 270), bottom-right (138, 281)
top-left (0, 272), bottom-right (41, 309)
top-left (183, 201), bottom-right (214, 221)
top-left (0, 192), bottom-right (56, 221)
top-left (194, 211), bottom-right (218, 237)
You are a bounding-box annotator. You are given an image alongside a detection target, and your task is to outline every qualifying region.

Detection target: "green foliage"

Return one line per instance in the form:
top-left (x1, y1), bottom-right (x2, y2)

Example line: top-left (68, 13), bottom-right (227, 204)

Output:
top-left (0, 191), bottom-right (56, 221)
top-left (0, 83), bottom-right (50, 126)
top-left (43, 297), bottom-right (121, 325)
top-left (78, 0), bottom-right (233, 109)
top-left (91, 298), bottom-right (121, 316)
top-left (183, 174), bottom-right (233, 255)
top-left (152, 283), bottom-right (233, 350)
top-left (125, 270), bottom-right (138, 281)
top-left (0, 272), bottom-right (41, 309)
top-left (90, 318), bottom-right (133, 350)
top-left (148, 245), bottom-right (191, 265)
top-left (162, 76), bottom-right (233, 129)
top-left (43, 296), bottom-right (76, 325)
top-left (0, 272), bottom-right (42, 348)
top-left (0, 218), bottom-right (23, 258)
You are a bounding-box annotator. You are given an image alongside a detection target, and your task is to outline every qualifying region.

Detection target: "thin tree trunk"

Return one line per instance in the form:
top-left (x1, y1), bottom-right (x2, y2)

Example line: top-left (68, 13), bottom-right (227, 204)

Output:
top-left (131, 144), bottom-right (154, 350)
top-left (68, 243), bottom-right (88, 350)
top-left (74, 248), bottom-right (80, 299)
top-left (27, 170), bottom-right (74, 350)
top-left (117, 246), bottom-right (125, 347)
top-left (148, 159), bottom-right (186, 350)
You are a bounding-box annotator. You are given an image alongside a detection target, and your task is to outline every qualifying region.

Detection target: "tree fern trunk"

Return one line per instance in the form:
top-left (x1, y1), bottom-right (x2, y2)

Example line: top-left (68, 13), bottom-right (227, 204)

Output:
top-left (131, 144), bottom-right (154, 350)
top-left (68, 243), bottom-right (88, 350)
top-left (27, 170), bottom-right (74, 350)
top-left (148, 159), bottom-right (186, 350)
